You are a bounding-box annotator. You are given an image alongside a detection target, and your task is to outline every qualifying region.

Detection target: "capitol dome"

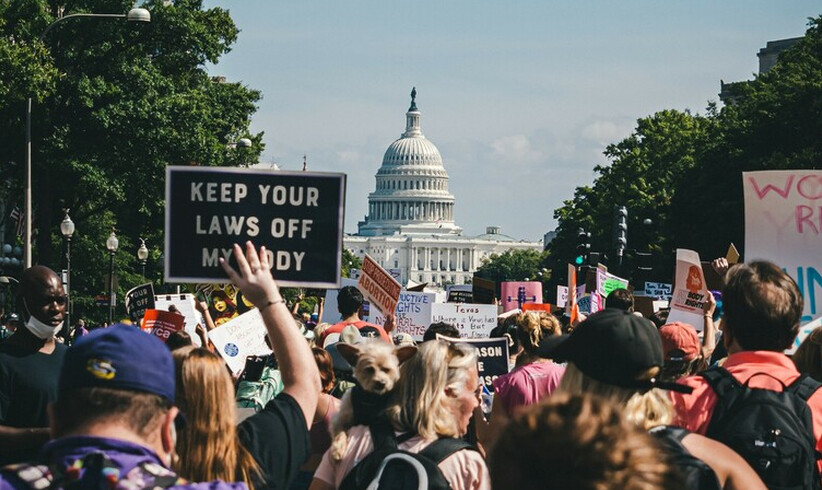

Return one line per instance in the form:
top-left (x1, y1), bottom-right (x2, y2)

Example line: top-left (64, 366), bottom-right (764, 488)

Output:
top-left (357, 88), bottom-right (461, 237)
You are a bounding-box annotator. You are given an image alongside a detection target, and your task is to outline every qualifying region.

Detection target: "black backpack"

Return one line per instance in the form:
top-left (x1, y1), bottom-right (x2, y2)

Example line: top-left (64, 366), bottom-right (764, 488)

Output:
top-left (650, 425), bottom-right (722, 490)
top-left (701, 366), bottom-right (822, 489)
top-left (339, 422), bottom-right (475, 490)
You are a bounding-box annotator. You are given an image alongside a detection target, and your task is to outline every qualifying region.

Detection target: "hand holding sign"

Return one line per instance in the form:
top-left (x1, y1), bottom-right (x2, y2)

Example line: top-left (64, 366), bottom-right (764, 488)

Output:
top-left (220, 241), bottom-right (283, 308)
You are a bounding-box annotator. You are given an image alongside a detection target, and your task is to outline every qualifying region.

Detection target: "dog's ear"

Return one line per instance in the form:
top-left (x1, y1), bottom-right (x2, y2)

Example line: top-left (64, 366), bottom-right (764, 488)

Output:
top-left (336, 342), bottom-right (361, 366)
top-left (395, 345), bottom-right (418, 364)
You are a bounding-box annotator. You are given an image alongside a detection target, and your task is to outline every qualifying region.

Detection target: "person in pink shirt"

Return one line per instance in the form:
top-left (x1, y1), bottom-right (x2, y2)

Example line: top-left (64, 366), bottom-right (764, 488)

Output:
top-left (671, 260), bottom-right (822, 488)
top-left (475, 311), bottom-right (565, 449)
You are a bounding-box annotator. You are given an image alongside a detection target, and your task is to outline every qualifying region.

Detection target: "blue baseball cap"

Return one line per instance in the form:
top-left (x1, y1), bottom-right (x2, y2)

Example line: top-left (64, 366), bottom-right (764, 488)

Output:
top-left (59, 324), bottom-right (175, 403)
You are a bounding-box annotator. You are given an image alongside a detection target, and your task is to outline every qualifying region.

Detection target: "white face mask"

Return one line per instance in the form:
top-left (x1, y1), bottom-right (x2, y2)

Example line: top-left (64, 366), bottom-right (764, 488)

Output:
top-left (23, 299), bottom-right (63, 340)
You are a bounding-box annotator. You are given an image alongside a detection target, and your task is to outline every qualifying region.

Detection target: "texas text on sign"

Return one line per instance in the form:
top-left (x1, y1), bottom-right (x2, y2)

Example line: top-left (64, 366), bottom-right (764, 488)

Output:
top-left (165, 166), bottom-right (345, 287)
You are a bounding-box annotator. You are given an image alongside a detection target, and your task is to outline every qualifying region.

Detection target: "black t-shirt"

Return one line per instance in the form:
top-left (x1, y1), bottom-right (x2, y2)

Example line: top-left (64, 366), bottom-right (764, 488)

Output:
top-left (0, 341), bottom-right (67, 428)
top-left (238, 392), bottom-right (311, 490)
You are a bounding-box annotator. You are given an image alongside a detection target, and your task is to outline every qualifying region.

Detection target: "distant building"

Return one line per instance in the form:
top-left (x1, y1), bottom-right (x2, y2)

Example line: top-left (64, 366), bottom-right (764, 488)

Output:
top-left (720, 36), bottom-right (802, 103)
top-left (344, 90), bottom-right (541, 286)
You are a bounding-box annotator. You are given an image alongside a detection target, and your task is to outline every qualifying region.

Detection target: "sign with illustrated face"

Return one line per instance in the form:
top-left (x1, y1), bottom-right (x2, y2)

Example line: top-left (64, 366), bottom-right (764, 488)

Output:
top-left (165, 166), bottom-right (345, 287)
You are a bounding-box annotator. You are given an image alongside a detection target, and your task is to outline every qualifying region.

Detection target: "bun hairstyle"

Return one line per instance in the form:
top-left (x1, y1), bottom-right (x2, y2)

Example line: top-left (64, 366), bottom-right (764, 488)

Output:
top-left (516, 311), bottom-right (562, 355)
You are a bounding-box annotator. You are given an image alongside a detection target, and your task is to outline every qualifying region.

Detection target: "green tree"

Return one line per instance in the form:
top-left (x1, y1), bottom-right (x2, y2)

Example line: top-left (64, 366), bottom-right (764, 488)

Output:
top-left (549, 109), bottom-right (711, 286)
top-left (0, 0), bottom-right (263, 324)
top-left (474, 248), bottom-right (551, 299)
top-left (670, 16), bottom-right (822, 259)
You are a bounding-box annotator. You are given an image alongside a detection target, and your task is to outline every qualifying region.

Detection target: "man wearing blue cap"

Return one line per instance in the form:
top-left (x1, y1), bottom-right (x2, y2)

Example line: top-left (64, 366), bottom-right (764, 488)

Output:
top-left (0, 242), bottom-right (321, 490)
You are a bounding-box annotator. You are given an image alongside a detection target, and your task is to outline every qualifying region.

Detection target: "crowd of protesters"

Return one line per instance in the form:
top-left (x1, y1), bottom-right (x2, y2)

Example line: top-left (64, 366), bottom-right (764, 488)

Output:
top-left (1, 241), bottom-right (822, 489)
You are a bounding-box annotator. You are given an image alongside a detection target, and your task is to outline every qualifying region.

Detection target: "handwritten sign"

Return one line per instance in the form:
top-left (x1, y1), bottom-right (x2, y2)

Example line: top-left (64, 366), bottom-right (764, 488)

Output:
top-left (208, 308), bottom-right (272, 375)
top-left (140, 309), bottom-right (185, 343)
top-left (430, 303), bottom-right (497, 339)
top-left (125, 283), bottom-right (155, 323)
top-left (667, 249), bottom-right (708, 331)
top-left (743, 170), bottom-right (822, 324)
top-left (438, 335), bottom-right (509, 391)
top-left (358, 254), bottom-right (402, 317)
top-left (597, 270), bottom-right (629, 298)
top-left (165, 166), bottom-right (345, 287)
top-left (372, 291), bottom-right (435, 341)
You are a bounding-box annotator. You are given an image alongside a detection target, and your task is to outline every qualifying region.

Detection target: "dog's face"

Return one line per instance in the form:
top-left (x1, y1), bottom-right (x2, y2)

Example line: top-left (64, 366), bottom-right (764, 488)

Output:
top-left (352, 342), bottom-right (400, 395)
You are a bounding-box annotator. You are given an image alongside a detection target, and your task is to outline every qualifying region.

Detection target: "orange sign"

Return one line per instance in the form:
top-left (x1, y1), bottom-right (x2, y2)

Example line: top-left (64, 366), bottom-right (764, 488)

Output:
top-left (141, 309), bottom-right (186, 343)
top-left (358, 254), bottom-right (402, 316)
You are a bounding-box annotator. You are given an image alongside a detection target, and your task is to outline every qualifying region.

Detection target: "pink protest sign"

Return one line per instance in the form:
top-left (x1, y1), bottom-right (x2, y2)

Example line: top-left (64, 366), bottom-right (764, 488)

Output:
top-left (500, 281), bottom-right (543, 312)
top-left (743, 170), bottom-right (822, 324)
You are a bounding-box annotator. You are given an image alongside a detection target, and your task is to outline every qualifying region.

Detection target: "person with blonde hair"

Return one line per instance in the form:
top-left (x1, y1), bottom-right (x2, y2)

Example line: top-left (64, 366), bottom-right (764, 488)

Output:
top-left (475, 311), bottom-right (565, 448)
top-left (543, 308), bottom-right (765, 490)
top-left (489, 392), bottom-right (682, 490)
top-left (309, 340), bottom-right (489, 490)
top-left (173, 346), bottom-right (262, 487)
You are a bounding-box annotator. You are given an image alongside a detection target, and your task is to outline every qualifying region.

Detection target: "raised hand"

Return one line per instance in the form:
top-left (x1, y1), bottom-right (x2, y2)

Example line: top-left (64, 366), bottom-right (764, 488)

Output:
top-left (219, 241), bottom-right (282, 308)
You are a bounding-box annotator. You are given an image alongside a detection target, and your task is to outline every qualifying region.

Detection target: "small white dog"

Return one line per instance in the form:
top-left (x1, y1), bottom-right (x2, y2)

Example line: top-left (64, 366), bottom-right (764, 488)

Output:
top-left (329, 340), bottom-right (417, 460)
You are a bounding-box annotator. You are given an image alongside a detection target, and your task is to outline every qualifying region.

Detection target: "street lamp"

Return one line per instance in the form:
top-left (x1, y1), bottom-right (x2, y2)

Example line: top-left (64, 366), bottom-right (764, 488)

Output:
top-left (137, 238), bottom-right (149, 280)
top-left (24, 8), bottom-right (151, 268)
top-left (60, 210), bottom-right (74, 341)
top-left (106, 231), bottom-right (119, 324)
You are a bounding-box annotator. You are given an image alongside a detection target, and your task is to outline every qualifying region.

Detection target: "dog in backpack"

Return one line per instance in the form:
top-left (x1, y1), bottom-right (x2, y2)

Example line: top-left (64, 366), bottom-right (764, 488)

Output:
top-left (329, 339), bottom-right (417, 460)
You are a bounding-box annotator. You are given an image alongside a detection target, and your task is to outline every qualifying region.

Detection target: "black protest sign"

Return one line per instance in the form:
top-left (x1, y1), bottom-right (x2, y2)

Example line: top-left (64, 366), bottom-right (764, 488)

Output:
top-left (438, 335), bottom-right (509, 391)
top-left (472, 276), bottom-right (495, 304)
top-left (165, 167), bottom-right (346, 287)
top-left (125, 283), bottom-right (155, 323)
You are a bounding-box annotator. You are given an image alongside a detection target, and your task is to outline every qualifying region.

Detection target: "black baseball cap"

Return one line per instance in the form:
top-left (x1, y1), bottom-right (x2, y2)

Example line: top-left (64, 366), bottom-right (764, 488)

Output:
top-left (537, 309), bottom-right (692, 394)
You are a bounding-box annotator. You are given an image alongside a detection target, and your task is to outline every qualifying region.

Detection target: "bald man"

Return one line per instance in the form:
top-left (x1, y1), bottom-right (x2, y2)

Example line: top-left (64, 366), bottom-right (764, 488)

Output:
top-left (0, 266), bottom-right (68, 464)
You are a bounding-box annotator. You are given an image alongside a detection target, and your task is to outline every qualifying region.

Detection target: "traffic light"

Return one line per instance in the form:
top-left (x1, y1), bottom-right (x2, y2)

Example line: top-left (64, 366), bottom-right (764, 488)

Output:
top-left (575, 228), bottom-right (590, 266)
top-left (612, 206), bottom-right (628, 265)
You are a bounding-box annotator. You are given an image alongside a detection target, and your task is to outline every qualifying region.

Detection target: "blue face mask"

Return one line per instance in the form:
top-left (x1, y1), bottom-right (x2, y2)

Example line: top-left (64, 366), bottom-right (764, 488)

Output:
top-left (23, 298), bottom-right (63, 339)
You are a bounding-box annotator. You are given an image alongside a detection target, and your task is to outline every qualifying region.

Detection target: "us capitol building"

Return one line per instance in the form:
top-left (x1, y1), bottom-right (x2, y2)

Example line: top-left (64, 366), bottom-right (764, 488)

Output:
top-left (344, 89), bottom-right (542, 286)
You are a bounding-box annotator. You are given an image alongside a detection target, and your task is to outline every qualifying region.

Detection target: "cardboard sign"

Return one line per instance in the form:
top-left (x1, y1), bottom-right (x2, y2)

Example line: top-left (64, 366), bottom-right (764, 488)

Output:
top-left (788, 315), bottom-right (822, 355)
top-left (164, 166), bottom-right (345, 287)
top-left (358, 254), bottom-right (402, 317)
top-left (125, 283), bottom-right (155, 323)
top-left (743, 170), bottom-right (822, 324)
top-left (726, 243), bottom-right (740, 265)
top-left (208, 308), bottom-right (272, 375)
top-left (472, 276), bottom-right (496, 304)
top-left (556, 285), bottom-right (568, 308)
top-left (566, 264), bottom-right (577, 317)
top-left (430, 303), bottom-right (497, 339)
top-left (667, 249), bottom-right (709, 331)
top-left (596, 270), bottom-right (629, 298)
top-left (372, 291), bottom-right (435, 341)
top-left (140, 309), bottom-right (185, 343)
top-left (154, 293), bottom-right (206, 347)
top-left (644, 282), bottom-right (673, 300)
top-left (500, 282), bottom-right (543, 312)
top-left (438, 335), bottom-right (510, 391)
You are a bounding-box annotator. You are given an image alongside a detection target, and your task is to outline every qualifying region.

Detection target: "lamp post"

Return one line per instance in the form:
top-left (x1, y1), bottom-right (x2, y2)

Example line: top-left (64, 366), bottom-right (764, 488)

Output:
top-left (24, 8), bottom-right (151, 268)
top-left (106, 231), bottom-right (119, 324)
top-left (59, 210), bottom-right (74, 341)
top-left (137, 238), bottom-right (148, 280)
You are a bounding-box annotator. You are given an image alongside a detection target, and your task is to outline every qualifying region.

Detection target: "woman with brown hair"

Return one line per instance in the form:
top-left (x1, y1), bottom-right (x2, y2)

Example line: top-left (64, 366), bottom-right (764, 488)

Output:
top-left (172, 346), bottom-right (262, 488)
top-left (792, 326), bottom-right (822, 382)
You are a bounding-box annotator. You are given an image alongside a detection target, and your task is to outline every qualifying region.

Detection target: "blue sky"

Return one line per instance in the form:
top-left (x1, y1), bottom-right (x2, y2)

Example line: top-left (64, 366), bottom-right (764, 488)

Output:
top-left (203, 1), bottom-right (819, 241)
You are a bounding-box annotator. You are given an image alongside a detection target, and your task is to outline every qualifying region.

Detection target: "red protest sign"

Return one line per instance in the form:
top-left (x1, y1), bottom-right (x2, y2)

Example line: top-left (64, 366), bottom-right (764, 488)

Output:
top-left (357, 254), bottom-right (401, 316)
top-left (140, 309), bottom-right (185, 343)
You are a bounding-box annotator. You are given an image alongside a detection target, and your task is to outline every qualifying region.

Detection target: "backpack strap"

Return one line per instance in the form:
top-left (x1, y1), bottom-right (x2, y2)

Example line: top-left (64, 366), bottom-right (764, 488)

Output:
top-left (788, 373), bottom-right (822, 402)
top-left (658, 425), bottom-right (690, 444)
top-left (418, 437), bottom-right (474, 464)
top-left (369, 419), bottom-right (399, 452)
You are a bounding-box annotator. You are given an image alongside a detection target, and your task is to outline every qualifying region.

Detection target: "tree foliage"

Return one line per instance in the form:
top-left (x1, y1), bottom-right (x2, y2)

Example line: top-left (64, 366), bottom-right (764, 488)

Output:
top-left (0, 0), bottom-right (263, 323)
top-left (474, 248), bottom-right (551, 299)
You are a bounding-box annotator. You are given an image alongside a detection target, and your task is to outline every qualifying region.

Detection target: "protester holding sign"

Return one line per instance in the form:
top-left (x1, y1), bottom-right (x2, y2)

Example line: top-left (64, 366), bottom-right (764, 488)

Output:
top-left (219, 241), bottom-right (322, 490)
top-left (318, 286), bottom-right (392, 345)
